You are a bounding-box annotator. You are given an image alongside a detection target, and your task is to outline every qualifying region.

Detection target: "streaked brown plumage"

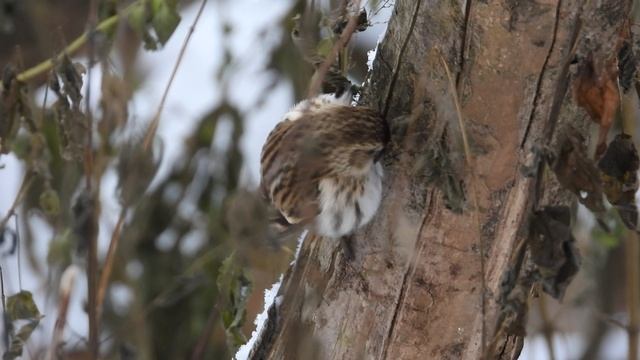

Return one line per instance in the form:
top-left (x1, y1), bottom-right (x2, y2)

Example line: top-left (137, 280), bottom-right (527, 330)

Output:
top-left (260, 94), bottom-right (388, 239)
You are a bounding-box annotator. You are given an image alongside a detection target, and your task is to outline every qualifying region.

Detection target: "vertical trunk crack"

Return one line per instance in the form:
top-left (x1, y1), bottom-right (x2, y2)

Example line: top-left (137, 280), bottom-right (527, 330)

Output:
top-left (519, 0), bottom-right (563, 148)
top-left (380, 262), bottom-right (412, 360)
top-left (456, 0), bottom-right (473, 89)
top-left (379, 193), bottom-right (434, 359)
top-left (382, 0), bottom-right (422, 119)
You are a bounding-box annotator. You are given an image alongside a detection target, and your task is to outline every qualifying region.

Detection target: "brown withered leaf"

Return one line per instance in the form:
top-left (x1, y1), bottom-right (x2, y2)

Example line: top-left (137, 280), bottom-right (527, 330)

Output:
top-left (117, 139), bottom-right (160, 207)
top-left (529, 206), bottom-right (580, 299)
top-left (0, 66), bottom-right (20, 154)
top-left (573, 54), bottom-right (619, 158)
top-left (50, 56), bottom-right (88, 162)
top-left (598, 133), bottom-right (639, 229)
top-left (552, 130), bottom-right (606, 213)
top-left (55, 55), bottom-right (85, 110)
top-left (51, 102), bottom-right (86, 161)
top-left (0, 66), bottom-right (30, 154)
top-left (72, 190), bottom-right (98, 254)
top-left (617, 39), bottom-right (636, 93)
top-left (99, 72), bottom-right (131, 136)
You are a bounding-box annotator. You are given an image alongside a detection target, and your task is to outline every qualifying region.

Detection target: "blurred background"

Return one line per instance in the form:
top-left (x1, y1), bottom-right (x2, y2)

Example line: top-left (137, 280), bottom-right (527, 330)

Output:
top-left (0, 0), bottom-right (634, 359)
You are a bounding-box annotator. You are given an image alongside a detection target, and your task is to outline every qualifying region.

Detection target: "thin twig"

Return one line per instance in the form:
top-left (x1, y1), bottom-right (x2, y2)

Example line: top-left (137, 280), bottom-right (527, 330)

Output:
top-left (625, 227), bottom-right (639, 360)
top-left (537, 292), bottom-right (557, 360)
top-left (14, 2), bottom-right (137, 83)
top-left (85, 0), bottom-right (99, 356)
top-left (0, 266), bottom-right (6, 350)
top-left (190, 304), bottom-right (219, 360)
top-left (306, 0), bottom-right (362, 98)
top-left (621, 66), bottom-right (640, 360)
top-left (440, 54), bottom-right (486, 354)
top-left (142, 0), bottom-right (210, 150)
top-left (0, 173), bottom-right (34, 231)
top-left (592, 310), bottom-right (628, 330)
top-left (13, 215), bottom-right (21, 291)
top-left (47, 265), bottom-right (79, 360)
top-left (96, 208), bottom-right (127, 316)
top-left (0, 267), bottom-right (5, 313)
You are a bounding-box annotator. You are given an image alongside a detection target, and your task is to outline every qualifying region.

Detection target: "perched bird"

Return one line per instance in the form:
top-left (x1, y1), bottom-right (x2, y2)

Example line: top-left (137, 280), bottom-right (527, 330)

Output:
top-left (260, 92), bottom-right (388, 246)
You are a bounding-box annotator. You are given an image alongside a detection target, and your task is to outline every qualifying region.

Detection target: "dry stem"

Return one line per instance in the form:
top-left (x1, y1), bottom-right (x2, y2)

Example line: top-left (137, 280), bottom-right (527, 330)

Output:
top-left (306, 0), bottom-right (362, 98)
top-left (0, 174), bottom-right (33, 231)
top-left (47, 265), bottom-right (79, 360)
top-left (625, 225), bottom-right (639, 360)
top-left (96, 208), bottom-right (127, 317)
top-left (440, 54), bottom-right (486, 354)
top-left (15, 3), bottom-right (137, 83)
top-left (142, 0), bottom-right (209, 150)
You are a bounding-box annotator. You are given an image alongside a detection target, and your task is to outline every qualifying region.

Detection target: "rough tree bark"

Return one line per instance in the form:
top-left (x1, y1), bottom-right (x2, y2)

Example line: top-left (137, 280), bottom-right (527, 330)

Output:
top-left (249, 0), bottom-right (631, 359)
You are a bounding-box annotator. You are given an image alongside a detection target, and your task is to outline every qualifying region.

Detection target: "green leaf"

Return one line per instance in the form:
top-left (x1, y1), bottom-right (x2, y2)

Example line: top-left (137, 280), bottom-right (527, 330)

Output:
top-left (216, 253), bottom-right (252, 349)
top-left (6, 291), bottom-right (40, 321)
top-left (127, 2), bottom-right (149, 34)
top-left (151, 0), bottom-right (181, 45)
top-left (316, 37), bottom-right (334, 58)
top-left (3, 319), bottom-right (40, 360)
top-left (47, 229), bottom-right (73, 267)
top-left (39, 188), bottom-right (61, 216)
top-left (127, 1), bottom-right (160, 50)
top-left (10, 134), bottom-right (30, 160)
top-left (3, 291), bottom-right (41, 360)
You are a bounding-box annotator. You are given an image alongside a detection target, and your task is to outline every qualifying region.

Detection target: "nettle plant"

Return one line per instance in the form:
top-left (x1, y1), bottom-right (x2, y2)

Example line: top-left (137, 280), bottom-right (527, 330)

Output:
top-left (0, 0), bottom-right (262, 358)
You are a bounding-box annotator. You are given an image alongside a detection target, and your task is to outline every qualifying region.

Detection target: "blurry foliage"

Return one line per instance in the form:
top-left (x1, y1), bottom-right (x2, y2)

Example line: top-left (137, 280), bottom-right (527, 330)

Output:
top-left (529, 206), bottom-right (580, 299)
top-left (0, 0), bottom-right (381, 358)
top-left (128, 0), bottom-right (182, 50)
top-left (218, 253), bottom-right (251, 349)
top-left (592, 210), bottom-right (625, 249)
top-left (3, 290), bottom-right (42, 360)
top-left (0, 0), bottom-right (266, 358)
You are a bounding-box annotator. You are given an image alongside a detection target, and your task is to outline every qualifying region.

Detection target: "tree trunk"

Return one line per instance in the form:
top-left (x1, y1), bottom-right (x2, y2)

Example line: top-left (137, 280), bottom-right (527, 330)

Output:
top-left (249, 0), bottom-right (631, 359)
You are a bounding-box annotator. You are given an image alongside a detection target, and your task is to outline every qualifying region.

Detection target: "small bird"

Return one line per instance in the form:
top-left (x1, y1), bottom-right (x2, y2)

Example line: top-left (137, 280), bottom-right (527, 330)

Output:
top-left (260, 92), bottom-right (388, 249)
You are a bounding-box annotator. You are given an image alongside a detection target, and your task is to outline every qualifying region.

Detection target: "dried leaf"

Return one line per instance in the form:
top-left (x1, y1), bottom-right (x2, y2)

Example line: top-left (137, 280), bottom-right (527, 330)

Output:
top-left (617, 39), bottom-right (636, 93)
top-left (552, 130), bottom-right (605, 213)
top-left (529, 206), bottom-right (580, 299)
top-left (598, 133), bottom-right (639, 229)
top-left (99, 72), bottom-right (131, 136)
top-left (72, 190), bottom-right (97, 254)
top-left (573, 55), bottom-right (619, 157)
top-left (52, 56), bottom-right (88, 161)
top-left (0, 66), bottom-right (25, 154)
top-left (55, 55), bottom-right (85, 109)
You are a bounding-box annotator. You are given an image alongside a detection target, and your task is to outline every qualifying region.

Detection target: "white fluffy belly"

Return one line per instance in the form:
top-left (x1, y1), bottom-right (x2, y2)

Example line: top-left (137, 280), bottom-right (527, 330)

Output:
top-left (316, 163), bottom-right (383, 238)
